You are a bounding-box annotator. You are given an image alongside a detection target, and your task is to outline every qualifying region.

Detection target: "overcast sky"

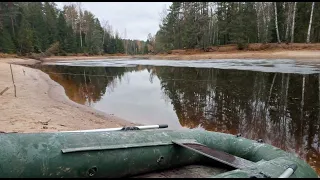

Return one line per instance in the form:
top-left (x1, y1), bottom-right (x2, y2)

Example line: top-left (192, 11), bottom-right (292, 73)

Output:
top-left (55, 2), bottom-right (171, 41)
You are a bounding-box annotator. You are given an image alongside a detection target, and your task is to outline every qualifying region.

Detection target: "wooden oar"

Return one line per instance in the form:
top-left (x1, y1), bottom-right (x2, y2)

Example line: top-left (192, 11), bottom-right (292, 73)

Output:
top-left (60, 124), bottom-right (168, 133)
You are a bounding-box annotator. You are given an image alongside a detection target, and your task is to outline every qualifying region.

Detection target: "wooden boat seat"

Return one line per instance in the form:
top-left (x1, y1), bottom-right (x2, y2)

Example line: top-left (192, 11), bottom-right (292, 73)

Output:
top-left (172, 139), bottom-right (256, 169)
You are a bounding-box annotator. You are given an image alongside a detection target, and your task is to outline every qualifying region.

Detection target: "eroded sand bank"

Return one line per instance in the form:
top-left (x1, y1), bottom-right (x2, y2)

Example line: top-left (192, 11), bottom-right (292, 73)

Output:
top-left (0, 58), bottom-right (135, 133)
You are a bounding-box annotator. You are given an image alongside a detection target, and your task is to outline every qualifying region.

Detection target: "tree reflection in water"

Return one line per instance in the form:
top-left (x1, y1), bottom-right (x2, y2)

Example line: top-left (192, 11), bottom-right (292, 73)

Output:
top-left (38, 65), bottom-right (320, 174)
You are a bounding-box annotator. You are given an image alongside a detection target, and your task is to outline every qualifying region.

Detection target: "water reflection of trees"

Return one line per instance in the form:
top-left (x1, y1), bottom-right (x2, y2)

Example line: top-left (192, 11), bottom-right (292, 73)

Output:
top-left (39, 65), bottom-right (136, 105)
top-left (39, 64), bottom-right (320, 173)
top-left (152, 66), bottom-right (320, 173)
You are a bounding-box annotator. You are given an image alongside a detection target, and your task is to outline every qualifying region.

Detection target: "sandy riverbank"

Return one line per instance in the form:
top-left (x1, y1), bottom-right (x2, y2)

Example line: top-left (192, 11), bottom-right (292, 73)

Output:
top-left (0, 58), bottom-right (135, 133)
top-left (41, 50), bottom-right (320, 63)
top-left (147, 50), bottom-right (320, 61)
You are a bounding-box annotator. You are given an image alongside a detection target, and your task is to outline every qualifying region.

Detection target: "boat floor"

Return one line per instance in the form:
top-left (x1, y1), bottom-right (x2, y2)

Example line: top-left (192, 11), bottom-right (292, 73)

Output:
top-left (133, 165), bottom-right (229, 178)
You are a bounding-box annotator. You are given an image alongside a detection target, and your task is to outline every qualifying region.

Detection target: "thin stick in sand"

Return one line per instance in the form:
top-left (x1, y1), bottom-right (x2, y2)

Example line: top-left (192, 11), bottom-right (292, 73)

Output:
top-left (10, 64), bottom-right (16, 97)
top-left (0, 87), bottom-right (9, 95)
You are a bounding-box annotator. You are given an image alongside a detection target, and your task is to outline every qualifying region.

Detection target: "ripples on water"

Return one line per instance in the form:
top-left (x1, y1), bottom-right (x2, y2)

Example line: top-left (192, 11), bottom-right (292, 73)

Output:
top-left (38, 59), bottom-right (320, 174)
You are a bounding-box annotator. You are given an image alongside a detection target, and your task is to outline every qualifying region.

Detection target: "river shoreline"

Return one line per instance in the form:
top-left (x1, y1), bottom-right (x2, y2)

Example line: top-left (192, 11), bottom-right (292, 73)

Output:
top-left (1, 48), bottom-right (320, 133)
top-left (0, 58), bottom-right (136, 133)
top-left (42, 50), bottom-right (320, 63)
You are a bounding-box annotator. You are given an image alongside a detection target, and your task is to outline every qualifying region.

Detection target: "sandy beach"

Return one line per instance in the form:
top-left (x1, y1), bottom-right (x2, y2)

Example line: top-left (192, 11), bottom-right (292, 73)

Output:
top-left (0, 58), bottom-right (135, 133)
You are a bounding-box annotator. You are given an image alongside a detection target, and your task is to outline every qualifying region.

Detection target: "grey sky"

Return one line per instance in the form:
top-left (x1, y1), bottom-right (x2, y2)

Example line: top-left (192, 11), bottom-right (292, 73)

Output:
top-left (56, 2), bottom-right (171, 41)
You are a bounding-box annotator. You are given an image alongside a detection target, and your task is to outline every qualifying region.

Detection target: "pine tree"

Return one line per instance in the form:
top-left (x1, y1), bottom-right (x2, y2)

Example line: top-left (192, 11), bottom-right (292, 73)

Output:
top-left (57, 11), bottom-right (69, 54)
top-left (0, 27), bottom-right (16, 53)
top-left (27, 2), bottom-right (49, 52)
top-left (17, 9), bottom-right (33, 55)
top-left (115, 37), bottom-right (125, 53)
top-left (143, 40), bottom-right (149, 54)
top-left (65, 25), bottom-right (77, 53)
top-left (44, 2), bottom-right (59, 46)
top-left (91, 18), bottom-right (103, 54)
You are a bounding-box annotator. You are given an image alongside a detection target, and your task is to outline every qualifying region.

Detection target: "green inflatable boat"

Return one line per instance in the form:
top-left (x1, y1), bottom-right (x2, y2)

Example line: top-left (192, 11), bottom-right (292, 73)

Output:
top-left (0, 124), bottom-right (317, 178)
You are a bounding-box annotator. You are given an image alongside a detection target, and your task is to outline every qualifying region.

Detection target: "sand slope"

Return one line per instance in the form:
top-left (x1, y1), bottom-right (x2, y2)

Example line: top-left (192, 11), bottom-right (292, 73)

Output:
top-left (0, 58), bottom-right (135, 133)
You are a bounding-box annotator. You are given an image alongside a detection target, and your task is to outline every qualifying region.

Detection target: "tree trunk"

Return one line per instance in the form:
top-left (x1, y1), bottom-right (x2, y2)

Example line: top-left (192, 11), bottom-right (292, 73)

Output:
top-left (77, 2), bottom-right (83, 48)
top-left (256, 3), bottom-right (260, 42)
top-left (267, 3), bottom-right (271, 43)
top-left (79, 21), bottom-right (83, 48)
top-left (274, 2), bottom-right (281, 43)
top-left (261, 3), bottom-right (268, 43)
top-left (102, 29), bottom-right (105, 45)
top-left (11, 17), bottom-right (15, 36)
top-left (8, 2), bottom-right (15, 36)
top-left (283, 74), bottom-right (290, 121)
top-left (124, 28), bottom-right (127, 54)
top-left (285, 2), bottom-right (291, 42)
top-left (267, 73), bottom-right (277, 105)
top-left (291, 2), bottom-right (297, 43)
top-left (212, 19), bottom-right (216, 45)
top-left (306, 2), bottom-right (315, 43)
top-left (318, 74), bottom-right (320, 143)
top-left (300, 75), bottom-right (305, 132)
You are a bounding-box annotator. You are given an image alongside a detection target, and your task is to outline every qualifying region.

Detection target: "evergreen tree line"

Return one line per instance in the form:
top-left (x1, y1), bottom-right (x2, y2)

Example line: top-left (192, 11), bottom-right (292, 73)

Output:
top-left (154, 2), bottom-right (320, 52)
top-left (0, 2), bottom-right (149, 56)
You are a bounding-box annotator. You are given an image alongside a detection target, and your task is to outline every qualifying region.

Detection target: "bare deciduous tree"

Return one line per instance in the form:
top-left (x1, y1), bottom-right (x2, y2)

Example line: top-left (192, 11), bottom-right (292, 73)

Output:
top-left (291, 2), bottom-right (297, 43)
top-left (76, 2), bottom-right (83, 48)
top-left (306, 2), bottom-right (315, 43)
top-left (284, 2), bottom-right (292, 42)
top-left (274, 2), bottom-right (281, 43)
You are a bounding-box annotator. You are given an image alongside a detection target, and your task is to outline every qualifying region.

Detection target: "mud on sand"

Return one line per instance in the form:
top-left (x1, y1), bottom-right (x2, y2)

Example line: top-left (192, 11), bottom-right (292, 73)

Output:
top-left (0, 58), bottom-right (136, 133)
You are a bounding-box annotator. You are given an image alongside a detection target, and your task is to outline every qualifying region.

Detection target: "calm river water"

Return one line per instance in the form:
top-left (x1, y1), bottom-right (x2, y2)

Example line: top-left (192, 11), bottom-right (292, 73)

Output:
top-left (37, 59), bottom-right (320, 174)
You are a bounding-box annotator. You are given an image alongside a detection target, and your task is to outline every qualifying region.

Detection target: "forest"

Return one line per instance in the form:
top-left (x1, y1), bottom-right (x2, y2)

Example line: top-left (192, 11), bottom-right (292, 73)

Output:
top-left (154, 2), bottom-right (320, 51)
top-left (0, 2), bottom-right (319, 56)
top-left (0, 2), bottom-right (150, 56)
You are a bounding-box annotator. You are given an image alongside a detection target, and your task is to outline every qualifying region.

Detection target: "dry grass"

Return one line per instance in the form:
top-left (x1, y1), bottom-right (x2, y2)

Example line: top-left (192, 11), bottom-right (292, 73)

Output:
top-left (0, 53), bottom-right (19, 59)
top-left (167, 43), bottom-right (320, 56)
top-left (247, 43), bottom-right (320, 51)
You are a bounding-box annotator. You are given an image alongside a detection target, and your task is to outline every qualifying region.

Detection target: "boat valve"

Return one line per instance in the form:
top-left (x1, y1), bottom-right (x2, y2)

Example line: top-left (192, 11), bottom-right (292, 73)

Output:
top-left (249, 172), bottom-right (271, 178)
top-left (87, 166), bottom-right (98, 177)
top-left (257, 139), bottom-right (264, 143)
top-left (157, 156), bottom-right (164, 163)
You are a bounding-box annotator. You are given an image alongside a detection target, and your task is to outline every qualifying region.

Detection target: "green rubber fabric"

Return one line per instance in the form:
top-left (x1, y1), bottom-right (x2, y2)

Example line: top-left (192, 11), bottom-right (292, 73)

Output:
top-left (0, 129), bottom-right (317, 178)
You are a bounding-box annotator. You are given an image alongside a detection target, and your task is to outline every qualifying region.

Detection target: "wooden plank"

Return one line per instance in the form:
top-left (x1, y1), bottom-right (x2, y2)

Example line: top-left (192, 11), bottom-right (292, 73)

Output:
top-left (172, 140), bottom-right (255, 169)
